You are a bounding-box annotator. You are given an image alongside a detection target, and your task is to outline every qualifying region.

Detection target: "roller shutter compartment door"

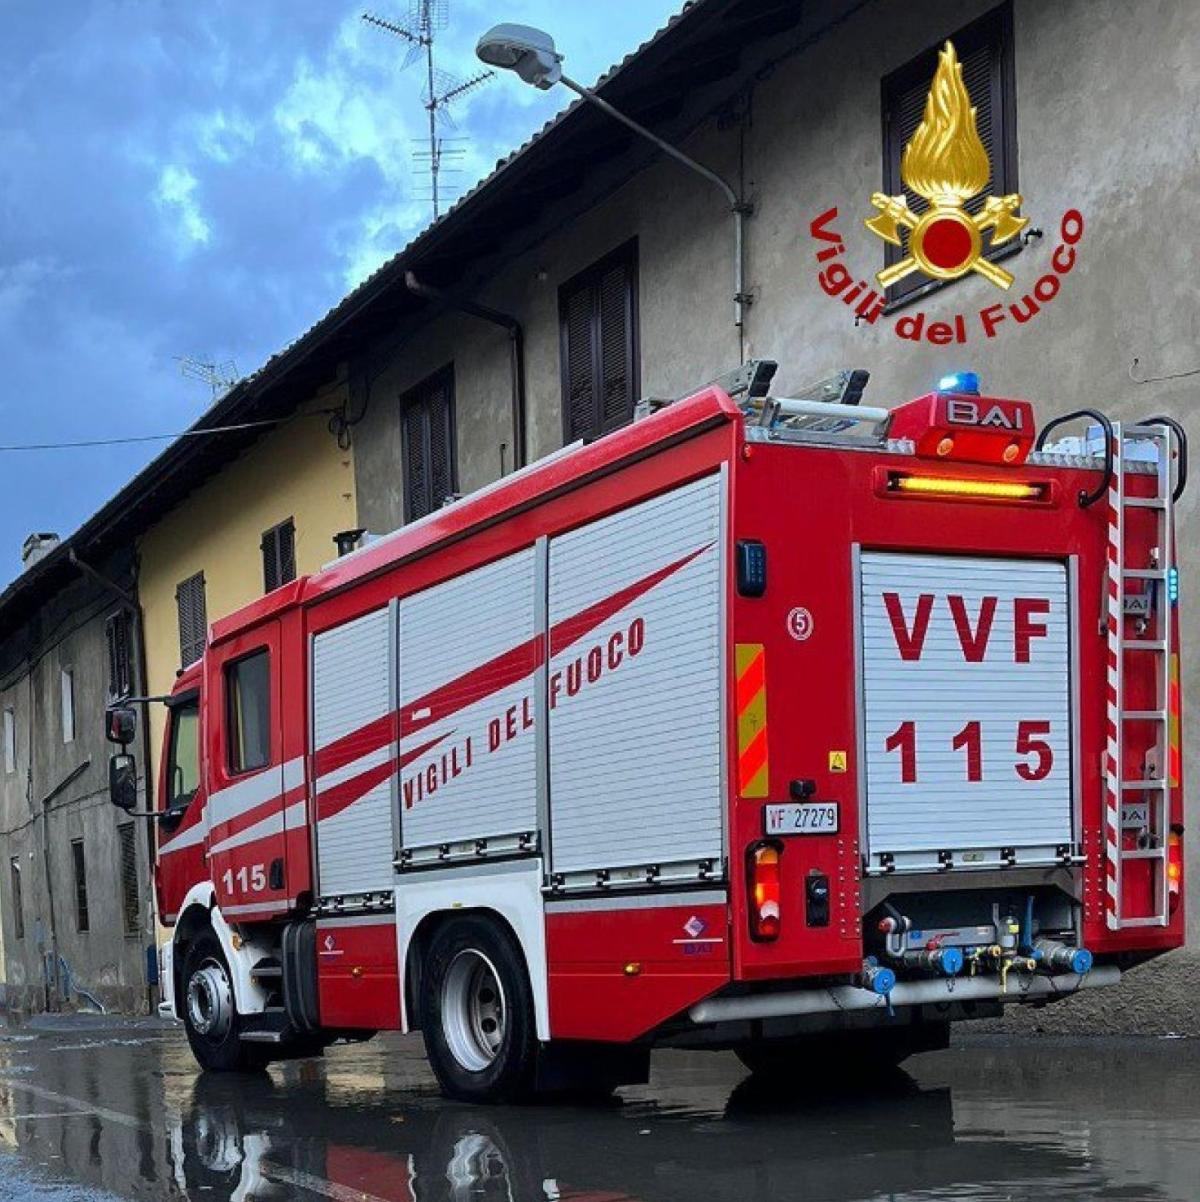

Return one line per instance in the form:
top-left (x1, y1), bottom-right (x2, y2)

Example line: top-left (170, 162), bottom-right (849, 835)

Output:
top-left (859, 552), bottom-right (1073, 871)
top-left (547, 475), bottom-right (724, 878)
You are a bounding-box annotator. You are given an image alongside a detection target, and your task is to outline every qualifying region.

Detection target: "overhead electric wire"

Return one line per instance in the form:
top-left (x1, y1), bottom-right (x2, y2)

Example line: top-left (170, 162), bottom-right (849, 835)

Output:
top-left (0, 414), bottom-right (331, 453)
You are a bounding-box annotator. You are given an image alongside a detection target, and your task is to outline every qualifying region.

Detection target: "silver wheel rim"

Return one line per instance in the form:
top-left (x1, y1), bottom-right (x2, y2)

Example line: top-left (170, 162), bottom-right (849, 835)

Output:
top-left (442, 949), bottom-right (506, 1073)
top-left (187, 958), bottom-right (234, 1042)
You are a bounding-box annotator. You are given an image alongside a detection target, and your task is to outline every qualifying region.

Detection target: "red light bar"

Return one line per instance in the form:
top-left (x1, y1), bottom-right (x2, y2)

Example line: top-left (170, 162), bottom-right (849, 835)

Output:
top-left (888, 392), bottom-right (1036, 466)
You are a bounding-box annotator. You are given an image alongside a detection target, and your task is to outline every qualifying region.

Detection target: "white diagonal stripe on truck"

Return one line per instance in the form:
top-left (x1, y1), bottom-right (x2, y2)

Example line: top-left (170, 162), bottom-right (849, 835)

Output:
top-left (208, 757), bottom-right (304, 828)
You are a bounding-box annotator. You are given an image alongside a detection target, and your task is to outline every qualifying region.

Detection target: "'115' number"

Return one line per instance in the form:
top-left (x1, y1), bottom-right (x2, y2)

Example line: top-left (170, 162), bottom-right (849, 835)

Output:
top-left (885, 720), bottom-right (1053, 784)
top-left (222, 864), bottom-right (267, 895)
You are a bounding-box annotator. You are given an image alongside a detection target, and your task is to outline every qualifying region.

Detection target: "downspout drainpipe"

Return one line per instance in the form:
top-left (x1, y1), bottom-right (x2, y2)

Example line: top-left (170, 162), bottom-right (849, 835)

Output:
top-left (69, 549), bottom-right (159, 1014)
top-left (404, 271), bottom-right (527, 471)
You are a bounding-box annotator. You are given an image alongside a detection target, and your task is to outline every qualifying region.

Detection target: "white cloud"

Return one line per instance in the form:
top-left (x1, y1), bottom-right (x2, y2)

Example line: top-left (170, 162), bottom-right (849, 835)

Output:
top-left (273, 13), bottom-right (418, 187)
top-left (154, 164), bottom-right (212, 247)
top-left (193, 109), bottom-right (256, 165)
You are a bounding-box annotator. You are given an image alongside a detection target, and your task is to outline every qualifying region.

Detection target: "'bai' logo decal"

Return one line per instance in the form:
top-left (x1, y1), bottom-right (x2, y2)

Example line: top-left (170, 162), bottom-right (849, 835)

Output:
top-left (808, 40), bottom-right (1084, 344)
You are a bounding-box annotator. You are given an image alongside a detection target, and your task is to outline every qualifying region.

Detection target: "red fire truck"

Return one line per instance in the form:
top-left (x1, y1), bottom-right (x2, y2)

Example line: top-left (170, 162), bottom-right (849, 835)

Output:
top-left (106, 361), bottom-right (1186, 1102)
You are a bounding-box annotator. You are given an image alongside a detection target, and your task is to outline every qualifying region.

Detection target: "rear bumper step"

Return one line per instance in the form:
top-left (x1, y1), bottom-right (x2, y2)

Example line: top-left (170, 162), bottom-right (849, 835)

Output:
top-left (687, 965), bottom-right (1121, 1024)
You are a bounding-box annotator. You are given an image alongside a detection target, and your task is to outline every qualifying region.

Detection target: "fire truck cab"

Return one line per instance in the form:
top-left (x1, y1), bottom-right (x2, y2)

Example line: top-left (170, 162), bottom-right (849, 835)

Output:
top-left (107, 361), bottom-right (1187, 1102)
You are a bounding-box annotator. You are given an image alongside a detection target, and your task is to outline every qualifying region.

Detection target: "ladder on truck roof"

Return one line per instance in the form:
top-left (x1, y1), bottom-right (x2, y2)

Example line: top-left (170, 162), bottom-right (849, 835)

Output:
top-left (1104, 417), bottom-right (1186, 929)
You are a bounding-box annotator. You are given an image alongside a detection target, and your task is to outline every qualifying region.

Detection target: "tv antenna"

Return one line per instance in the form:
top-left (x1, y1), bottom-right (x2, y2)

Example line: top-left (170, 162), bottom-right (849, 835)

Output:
top-left (363, 3), bottom-right (494, 218)
top-left (176, 356), bottom-right (239, 399)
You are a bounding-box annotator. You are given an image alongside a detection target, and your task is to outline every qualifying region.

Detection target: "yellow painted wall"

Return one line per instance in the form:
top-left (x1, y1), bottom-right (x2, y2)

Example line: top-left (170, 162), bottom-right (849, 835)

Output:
top-left (138, 379), bottom-right (357, 787)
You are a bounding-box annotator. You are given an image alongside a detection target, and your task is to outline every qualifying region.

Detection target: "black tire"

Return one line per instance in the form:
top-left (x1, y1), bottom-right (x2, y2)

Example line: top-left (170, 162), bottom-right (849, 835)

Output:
top-left (735, 1024), bottom-right (949, 1079)
top-left (421, 916), bottom-right (537, 1103)
top-left (181, 933), bottom-right (269, 1073)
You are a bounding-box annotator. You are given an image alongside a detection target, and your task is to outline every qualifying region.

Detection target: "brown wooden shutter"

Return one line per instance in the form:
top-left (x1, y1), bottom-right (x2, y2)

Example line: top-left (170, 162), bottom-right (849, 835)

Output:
top-left (563, 286), bottom-right (596, 442)
top-left (427, 374), bottom-right (454, 510)
top-left (560, 240), bottom-right (639, 443)
top-left (881, 4), bottom-right (1017, 304)
top-left (105, 610), bottom-right (133, 699)
top-left (401, 366), bottom-right (457, 521)
top-left (598, 262), bottom-right (633, 434)
top-left (176, 572), bottom-right (207, 668)
top-left (118, 822), bottom-right (140, 936)
top-left (262, 519), bottom-right (296, 593)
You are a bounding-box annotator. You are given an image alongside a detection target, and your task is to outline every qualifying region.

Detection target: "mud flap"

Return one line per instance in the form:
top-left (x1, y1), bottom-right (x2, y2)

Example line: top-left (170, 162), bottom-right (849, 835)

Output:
top-left (282, 919), bottom-right (320, 1034)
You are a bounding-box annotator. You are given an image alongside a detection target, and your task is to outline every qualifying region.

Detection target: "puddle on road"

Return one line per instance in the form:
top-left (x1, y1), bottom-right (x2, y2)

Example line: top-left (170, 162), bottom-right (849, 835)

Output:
top-left (0, 1030), bottom-right (1195, 1202)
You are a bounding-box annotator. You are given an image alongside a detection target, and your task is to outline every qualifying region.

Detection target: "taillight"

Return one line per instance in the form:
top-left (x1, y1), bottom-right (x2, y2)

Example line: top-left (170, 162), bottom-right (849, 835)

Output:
top-left (1168, 826), bottom-right (1184, 915)
top-left (748, 841), bottom-right (782, 941)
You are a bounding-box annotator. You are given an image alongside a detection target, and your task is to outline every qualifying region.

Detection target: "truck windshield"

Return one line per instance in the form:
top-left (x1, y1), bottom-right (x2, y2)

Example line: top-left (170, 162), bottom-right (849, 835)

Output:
top-left (162, 701), bottom-right (200, 832)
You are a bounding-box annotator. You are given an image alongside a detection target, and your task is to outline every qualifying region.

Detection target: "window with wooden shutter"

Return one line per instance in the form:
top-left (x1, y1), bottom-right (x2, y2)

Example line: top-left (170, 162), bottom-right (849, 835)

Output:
top-left (400, 366), bottom-right (457, 522)
top-left (880, 3), bottom-right (1018, 306)
top-left (176, 572), bottom-right (207, 669)
top-left (559, 240), bottom-right (639, 444)
top-left (72, 838), bottom-right (89, 933)
top-left (10, 857), bottom-right (23, 940)
top-left (2, 707), bottom-right (15, 775)
top-left (105, 610), bottom-right (133, 700)
top-left (118, 822), bottom-right (140, 936)
top-left (261, 518), bottom-right (296, 593)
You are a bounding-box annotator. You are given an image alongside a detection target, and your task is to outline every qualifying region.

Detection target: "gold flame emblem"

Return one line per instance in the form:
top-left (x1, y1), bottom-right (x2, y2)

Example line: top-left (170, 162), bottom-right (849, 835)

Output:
top-left (865, 41), bottom-right (1027, 289)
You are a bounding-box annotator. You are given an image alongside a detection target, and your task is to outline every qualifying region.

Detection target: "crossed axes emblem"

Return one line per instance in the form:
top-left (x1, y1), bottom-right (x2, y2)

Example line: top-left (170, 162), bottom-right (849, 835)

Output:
top-left (866, 192), bottom-right (1027, 290)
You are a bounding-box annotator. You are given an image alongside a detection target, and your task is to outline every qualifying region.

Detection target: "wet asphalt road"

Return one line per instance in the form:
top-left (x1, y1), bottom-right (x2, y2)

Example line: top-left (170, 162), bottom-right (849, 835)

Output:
top-left (0, 1019), bottom-right (1197, 1202)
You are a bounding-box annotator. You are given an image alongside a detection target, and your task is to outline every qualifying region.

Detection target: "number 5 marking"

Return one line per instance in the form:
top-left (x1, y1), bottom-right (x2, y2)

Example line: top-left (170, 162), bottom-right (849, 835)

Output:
top-left (1015, 720), bottom-right (1053, 780)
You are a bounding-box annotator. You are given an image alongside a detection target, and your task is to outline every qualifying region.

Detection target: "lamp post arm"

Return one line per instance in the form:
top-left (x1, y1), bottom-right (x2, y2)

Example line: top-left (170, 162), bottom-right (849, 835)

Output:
top-left (559, 73), bottom-right (748, 341)
top-left (560, 74), bottom-right (738, 209)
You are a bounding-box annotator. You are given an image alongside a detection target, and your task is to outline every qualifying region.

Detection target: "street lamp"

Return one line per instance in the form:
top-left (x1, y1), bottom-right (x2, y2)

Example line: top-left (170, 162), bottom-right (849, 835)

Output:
top-left (477, 23), bottom-right (750, 339)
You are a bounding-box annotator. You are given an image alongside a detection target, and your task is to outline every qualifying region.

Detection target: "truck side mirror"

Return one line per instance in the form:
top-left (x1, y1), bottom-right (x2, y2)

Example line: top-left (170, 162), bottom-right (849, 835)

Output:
top-left (109, 753), bottom-right (138, 812)
top-left (106, 705), bottom-right (137, 747)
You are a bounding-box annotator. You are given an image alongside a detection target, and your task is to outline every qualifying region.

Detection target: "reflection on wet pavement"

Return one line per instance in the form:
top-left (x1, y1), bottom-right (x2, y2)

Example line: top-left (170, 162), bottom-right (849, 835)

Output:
top-left (0, 1022), bottom-right (1197, 1202)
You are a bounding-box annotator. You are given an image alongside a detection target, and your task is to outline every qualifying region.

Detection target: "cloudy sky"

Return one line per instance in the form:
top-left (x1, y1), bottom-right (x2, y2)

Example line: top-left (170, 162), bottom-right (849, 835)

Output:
top-left (0, 0), bottom-right (682, 585)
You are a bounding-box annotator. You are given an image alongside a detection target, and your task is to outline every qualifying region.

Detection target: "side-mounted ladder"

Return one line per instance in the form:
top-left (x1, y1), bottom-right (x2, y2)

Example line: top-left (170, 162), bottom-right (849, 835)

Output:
top-left (1103, 418), bottom-right (1186, 929)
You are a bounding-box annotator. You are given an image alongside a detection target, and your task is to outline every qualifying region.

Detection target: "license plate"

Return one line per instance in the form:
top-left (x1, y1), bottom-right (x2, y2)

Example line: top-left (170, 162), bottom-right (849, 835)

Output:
top-left (764, 802), bottom-right (839, 836)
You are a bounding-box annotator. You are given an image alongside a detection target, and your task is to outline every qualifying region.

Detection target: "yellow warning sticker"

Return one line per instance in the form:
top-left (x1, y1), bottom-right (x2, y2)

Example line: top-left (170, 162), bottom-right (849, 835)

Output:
top-left (828, 750), bottom-right (848, 773)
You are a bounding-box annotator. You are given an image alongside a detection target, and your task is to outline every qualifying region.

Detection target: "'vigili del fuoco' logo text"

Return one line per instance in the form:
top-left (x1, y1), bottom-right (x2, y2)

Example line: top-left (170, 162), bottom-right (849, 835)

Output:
top-left (809, 41), bottom-right (1084, 344)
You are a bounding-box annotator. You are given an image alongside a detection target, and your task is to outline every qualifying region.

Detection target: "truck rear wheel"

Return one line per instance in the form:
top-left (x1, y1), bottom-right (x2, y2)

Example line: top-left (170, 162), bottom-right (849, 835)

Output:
top-left (421, 917), bottom-right (537, 1103)
top-left (181, 933), bottom-right (269, 1073)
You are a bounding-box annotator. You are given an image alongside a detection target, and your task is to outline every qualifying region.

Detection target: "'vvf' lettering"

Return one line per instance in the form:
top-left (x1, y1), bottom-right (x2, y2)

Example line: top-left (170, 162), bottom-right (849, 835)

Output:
top-left (883, 593), bottom-right (1049, 663)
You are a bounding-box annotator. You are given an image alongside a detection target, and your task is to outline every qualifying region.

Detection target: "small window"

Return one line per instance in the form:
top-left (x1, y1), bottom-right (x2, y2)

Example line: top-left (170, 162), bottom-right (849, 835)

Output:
top-left (879, 3), bottom-right (1018, 306)
top-left (262, 518), bottom-right (297, 593)
top-left (2, 708), bottom-right (14, 774)
top-left (71, 839), bottom-right (89, 933)
top-left (227, 650), bottom-right (271, 774)
top-left (105, 610), bottom-right (133, 699)
top-left (401, 366), bottom-right (457, 522)
top-left (559, 240), bottom-right (640, 444)
top-left (176, 572), bottom-right (208, 669)
top-left (61, 668), bottom-right (75, 744)
top-left (161, 699), bottom-right (200, 835)
top-left (9, 857), bottom-right (24, 940)
top-left (118, 823), bottom-right (140, 937)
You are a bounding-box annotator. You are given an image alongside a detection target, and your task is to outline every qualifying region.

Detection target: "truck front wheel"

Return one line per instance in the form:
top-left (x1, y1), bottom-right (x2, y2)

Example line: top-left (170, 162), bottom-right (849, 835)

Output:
top-left (181, 933), bottom-right (268, 1073)
top-left (421, 917), bottom-right (537, 1103)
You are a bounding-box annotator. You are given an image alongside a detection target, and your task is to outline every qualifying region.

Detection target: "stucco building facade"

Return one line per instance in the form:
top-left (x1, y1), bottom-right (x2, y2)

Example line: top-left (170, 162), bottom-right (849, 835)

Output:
top-left (0, 546), bottom-right (153, 1013)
